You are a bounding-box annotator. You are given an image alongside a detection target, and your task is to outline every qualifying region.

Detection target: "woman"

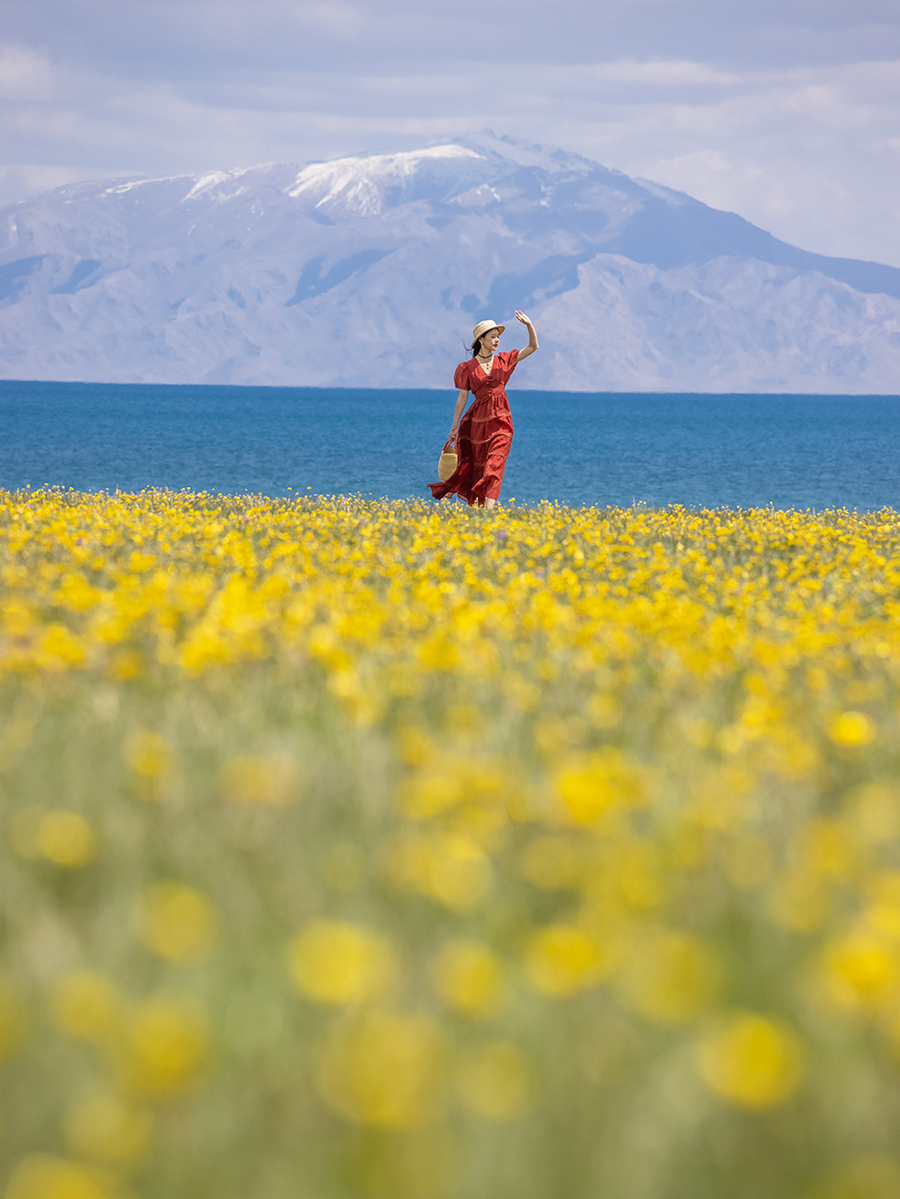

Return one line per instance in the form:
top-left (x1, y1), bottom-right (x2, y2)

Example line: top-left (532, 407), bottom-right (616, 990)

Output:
top-left (428, 311), bottom-right (538, 508)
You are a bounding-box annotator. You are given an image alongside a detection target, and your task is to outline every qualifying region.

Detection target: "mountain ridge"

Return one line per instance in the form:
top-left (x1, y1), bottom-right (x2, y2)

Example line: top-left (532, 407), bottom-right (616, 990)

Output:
top-left (1, 131), bottom-right (899, 393)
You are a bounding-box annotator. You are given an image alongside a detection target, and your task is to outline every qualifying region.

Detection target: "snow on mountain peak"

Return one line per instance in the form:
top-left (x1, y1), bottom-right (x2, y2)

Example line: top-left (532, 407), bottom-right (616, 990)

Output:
top-left (286, 144), bottom-right (485, 215)
top-left (455, 131), bottom-right (600, 176)
top-left (182, 167), bottom-right (259, 202)
top-left (104, 177), bottom-right (170, 196)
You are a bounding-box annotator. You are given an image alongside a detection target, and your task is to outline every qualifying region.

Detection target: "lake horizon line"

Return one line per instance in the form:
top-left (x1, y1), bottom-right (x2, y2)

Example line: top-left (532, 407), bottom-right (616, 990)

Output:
top-left (2, 378), bottom-right (900, 402)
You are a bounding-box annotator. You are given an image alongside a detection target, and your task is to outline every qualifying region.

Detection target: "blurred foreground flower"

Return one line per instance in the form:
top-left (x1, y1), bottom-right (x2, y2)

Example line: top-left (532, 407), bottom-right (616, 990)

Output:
top-left (386, 833), bottom-right (492, 911)
top-left (820, 932), bottom-right (900, 1010)
top-left (432, 939), bottom-right (505, 1018)
top-left (117, 999), bottom-right (209, 1098)
top-left (11, 809), bottom-right (97, 867)
top-left (136, 882), bottom-right (219, 965)
top-left (124, 731), bottom-right (170, 779)
top-left (316, 1010), bottom-right (444, 1127)
top-left (289, 921), bottom-right (396, 1005)
top-left (696, 1013), bottom-right (804, 1109)
top-left (829, 712), bottom-right (877, 747)
top-left (525, 925), bottom-right (609, 996)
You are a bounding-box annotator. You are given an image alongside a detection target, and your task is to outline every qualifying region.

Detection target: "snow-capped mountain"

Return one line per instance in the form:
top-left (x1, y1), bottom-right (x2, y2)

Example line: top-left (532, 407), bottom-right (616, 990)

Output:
top-left (2, 131), bottom-right (899, 393)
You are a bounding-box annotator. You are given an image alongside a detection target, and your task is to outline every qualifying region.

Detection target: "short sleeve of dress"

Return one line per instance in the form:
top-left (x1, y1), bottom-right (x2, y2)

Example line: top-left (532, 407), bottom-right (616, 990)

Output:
top-left (501, 349), bottom-right (519, 378)
top-left (454, 361), bottom-right (470, 390)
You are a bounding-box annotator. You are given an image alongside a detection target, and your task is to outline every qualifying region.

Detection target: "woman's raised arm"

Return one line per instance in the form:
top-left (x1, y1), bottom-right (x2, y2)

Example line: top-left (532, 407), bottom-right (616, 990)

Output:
top-left (514, 310), bottom-right (539, 360)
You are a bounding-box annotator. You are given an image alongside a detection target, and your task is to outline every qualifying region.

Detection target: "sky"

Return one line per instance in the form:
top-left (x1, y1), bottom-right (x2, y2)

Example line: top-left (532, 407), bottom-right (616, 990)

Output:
top-left (2, 0), bottom-right (899, 266)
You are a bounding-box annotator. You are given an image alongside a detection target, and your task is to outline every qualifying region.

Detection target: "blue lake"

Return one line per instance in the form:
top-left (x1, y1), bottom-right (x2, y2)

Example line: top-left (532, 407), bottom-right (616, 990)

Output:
top-left (1, 380), bottom-right (899, 510)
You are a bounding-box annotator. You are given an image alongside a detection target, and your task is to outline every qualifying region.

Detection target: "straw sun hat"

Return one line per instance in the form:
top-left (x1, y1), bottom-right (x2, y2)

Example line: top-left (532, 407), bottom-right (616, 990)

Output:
top-left (471, 319), bottom-right (505, 348)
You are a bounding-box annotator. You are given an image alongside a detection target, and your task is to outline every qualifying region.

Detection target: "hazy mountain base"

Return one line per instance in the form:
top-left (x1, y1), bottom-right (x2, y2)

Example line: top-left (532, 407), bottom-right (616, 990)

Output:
top-left (534, 256), bottom-right (900, 395)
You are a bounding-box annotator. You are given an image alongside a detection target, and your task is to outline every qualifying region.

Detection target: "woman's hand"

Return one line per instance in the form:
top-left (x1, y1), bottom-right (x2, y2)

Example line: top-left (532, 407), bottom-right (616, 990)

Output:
top-left (514, 311), bottom-right (539, 359)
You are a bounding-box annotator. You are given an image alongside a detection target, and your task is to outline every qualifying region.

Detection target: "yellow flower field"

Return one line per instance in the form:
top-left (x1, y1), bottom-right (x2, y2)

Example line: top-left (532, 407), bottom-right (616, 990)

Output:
top-left (2, 488), bottom-right (900, 1199)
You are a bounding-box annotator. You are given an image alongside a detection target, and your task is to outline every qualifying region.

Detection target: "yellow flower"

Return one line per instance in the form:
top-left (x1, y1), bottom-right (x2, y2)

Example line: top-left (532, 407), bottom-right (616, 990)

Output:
top-left (123, 731), bottom-right (170, 778)
top-left (524, 925), bottom-right (609, 997)
top-left (288, 921), bottom-right (395, 1005)
top-left (433, 939), bottom-right (505, 1018)
top-left (37, 625), bottom-right (86, 669)
top-left (12, 810), bottom-right (98, 868)
top-left (118, 999), bottom-right (209, 1097)
top-left (821, 932), bottom-right (900, 1009)
top-left (555, 748), bottom-right (645, 825)
top-left (400, 769), bottom-right (467, 820)
top-left (695, 1013), bottom-right (804, 1109)
top-left (129, 551), bottom-right (156, 572)
top-left (386, 833), bottom-right (492, 912)
top-left (316, 1010), bottom-right (444, 1128)
top-left (136, 882), bottom-right (220, 965)
top-left (829, 711), bottom-right (876, 747)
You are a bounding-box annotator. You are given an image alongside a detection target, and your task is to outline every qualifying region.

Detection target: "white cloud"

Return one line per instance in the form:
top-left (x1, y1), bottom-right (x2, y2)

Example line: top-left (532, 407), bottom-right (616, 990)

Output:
top-left (0, 44), bottom-right (54, 100)
top-left (589, 60), bottom-right (740, 85)
top-left (0, 162), bottom-right (80, 199)
top-left (603, 60), bottom-right (900, 262)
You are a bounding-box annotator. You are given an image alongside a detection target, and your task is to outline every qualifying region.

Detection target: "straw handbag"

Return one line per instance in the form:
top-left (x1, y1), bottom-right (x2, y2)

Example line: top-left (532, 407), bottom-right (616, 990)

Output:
top-left (438, 437), bottom-right (458, 482)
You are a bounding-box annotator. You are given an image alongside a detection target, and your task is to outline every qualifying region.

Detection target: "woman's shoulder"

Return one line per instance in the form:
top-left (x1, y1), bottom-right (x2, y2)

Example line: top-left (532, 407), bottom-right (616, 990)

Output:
top-left (454, 359), bottom-right (473, 386)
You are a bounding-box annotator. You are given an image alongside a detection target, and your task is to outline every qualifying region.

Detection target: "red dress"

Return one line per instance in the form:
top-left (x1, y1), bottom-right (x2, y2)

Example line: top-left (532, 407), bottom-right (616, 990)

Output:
top-left (428, 350), bottom-right (519, 505)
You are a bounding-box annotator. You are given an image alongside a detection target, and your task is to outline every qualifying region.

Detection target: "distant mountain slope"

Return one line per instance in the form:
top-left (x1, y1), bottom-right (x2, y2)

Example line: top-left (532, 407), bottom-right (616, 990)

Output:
top-left (1, 132), bottom-right (899, 392)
